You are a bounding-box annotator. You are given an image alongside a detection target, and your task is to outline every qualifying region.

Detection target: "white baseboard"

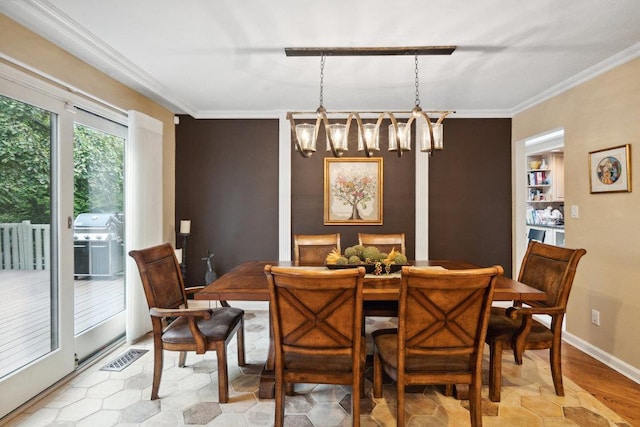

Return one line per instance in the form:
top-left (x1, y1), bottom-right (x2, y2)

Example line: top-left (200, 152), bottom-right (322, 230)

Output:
top-left (562, 331), bottom-right (640, 385)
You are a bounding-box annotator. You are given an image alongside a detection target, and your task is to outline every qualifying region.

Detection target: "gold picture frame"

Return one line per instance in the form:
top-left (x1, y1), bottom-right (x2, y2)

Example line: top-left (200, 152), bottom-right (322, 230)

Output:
top-left (589, 144), bottom-right (632, 193)
top-left (324, 157), bottom-right (383, 225)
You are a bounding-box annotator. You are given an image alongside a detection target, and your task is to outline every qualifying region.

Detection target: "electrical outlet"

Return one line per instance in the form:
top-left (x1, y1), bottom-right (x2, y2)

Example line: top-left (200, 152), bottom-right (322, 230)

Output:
top-left (591, 309), bottom-right (600, 326)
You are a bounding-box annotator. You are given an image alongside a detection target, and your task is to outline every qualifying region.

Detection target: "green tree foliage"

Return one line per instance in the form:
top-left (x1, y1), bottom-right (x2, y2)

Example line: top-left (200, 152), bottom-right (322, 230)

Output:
top-left (0, 95), bottom-right (124, 224)
top-left (73, 124), bottom-right (124, 217)
top-left (0, 95), bottom-right (51, 223)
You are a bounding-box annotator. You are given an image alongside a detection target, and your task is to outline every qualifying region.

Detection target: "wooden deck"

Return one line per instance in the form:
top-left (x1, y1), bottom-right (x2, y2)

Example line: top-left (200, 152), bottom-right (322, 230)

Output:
top-left (0, 270), bottom-right (124, 378)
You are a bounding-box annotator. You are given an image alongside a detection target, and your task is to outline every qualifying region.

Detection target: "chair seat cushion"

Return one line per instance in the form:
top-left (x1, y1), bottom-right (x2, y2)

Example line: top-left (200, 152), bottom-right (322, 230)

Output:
top-left (487, 307), bottom-right (554, 343)
top-left (162, 307), bottom-right (244, 344)
top-left (284, 337), bottom-right (366, 373)
top-left (374, 333), bottom-right (469, 373)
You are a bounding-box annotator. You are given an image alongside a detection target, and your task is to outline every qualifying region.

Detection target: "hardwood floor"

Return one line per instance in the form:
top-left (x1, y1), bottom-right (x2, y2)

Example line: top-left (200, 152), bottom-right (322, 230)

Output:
top-left (532, 342), bottom-right (640, 426)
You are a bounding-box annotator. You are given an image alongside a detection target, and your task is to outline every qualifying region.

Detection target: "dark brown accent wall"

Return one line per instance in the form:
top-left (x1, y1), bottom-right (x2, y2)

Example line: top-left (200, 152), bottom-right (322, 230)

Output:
top-left (291, 122), bottom-right (416, 258)
top-left (175, 116), bottom-right (512, 284)
top-left (175, 117), bottom-right (279, 285)
top-left (429, 118), bottom-right (512, 277)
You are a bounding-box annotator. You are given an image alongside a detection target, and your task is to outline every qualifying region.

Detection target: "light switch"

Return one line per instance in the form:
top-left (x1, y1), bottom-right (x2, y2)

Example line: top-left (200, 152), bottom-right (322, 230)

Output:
top-left (570, 205), bottom-right (579, 219)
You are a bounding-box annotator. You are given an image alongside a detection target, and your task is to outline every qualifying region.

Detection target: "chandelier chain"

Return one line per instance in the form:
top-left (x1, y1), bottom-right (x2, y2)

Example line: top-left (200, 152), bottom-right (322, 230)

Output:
top-left (319, 54), bottom-right (326, 107)
top-left (414, 54), bottom-right (420, 107)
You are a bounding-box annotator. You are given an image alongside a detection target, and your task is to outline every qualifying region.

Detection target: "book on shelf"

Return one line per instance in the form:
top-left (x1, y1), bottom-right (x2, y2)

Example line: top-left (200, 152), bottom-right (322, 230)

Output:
top-left (528, 171), bottom-right (547, 186)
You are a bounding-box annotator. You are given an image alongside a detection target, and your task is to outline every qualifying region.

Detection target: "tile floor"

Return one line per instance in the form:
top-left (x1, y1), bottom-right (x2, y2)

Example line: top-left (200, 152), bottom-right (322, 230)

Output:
top-left (6, 310), bottom-right (630, 426)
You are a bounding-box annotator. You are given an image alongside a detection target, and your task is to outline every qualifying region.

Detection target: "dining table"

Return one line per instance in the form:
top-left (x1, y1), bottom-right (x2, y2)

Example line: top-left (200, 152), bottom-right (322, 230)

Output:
top-left (195, 259), bottom-right (546, 399)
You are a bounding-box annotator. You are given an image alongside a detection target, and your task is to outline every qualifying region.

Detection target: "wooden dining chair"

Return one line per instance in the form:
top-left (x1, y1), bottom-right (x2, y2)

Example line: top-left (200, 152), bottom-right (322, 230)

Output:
top-left (129, 243), bottom-right (245, 402)
top-left (373, 265), bottom-right (502, 427)
top-left (293, 233), bottom-right (340, 265)
top-left (485, 241), bottom-right (586, 402)
top-left (264, 265), bottom-right (366, 427)
top-left (358, 232), bottom-right (406, 255)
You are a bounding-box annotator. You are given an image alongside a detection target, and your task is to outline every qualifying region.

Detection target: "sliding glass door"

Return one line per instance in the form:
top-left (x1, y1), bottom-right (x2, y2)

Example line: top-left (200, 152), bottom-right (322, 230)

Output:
top-left (73, 111), bottom-right (126, 361)
top-left (0, 88), bottom-right (75, 418)
top-left (0, 73), bottom-right (128, 418)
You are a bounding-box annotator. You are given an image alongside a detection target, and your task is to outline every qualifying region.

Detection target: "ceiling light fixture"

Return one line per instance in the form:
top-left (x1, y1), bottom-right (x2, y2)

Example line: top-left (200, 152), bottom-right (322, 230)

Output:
top-left (286, 46), bottom-right (456, 158)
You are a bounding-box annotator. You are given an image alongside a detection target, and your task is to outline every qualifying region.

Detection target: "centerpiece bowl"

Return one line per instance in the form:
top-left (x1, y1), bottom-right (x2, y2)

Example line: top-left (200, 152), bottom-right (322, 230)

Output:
top-left (326, 262), bottom-right (404, 274)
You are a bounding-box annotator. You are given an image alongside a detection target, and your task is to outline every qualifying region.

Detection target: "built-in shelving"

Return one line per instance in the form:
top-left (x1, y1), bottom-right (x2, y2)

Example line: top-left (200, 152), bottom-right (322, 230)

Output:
top-left (526, 152), bottom-right (565, 245)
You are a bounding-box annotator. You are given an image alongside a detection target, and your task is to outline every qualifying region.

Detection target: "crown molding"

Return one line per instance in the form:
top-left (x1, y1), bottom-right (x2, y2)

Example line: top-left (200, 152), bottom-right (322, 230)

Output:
top-left (512, 41), bottom-right (640, 115)
top-left (1, 0), bottom-right (197, 115)
top-left (192, 109), bottom-right (513, 119)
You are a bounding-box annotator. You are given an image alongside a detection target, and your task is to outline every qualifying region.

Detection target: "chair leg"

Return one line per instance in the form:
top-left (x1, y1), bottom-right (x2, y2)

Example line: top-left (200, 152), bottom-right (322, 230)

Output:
top-left (352, 376), bottom-right (361, 427)
top-left (285, 383), bottom-right (294, 396)
top-left (468, 378), bottom-right (482, 427)
top-left (396, 376), bottom-right (405, 427)
top-left (237, 317), bottom-right (246, 366)
top-left (151, 341), bottom-right (163, 400)
top-left (443, 384), bottom-right (454, 396)
top-left (216, 342), bottom-right (229, 403)
top-left (550, 343), bottom-right (565, 396)
top-left (373, 352), bottom-right (383, 398)
top-left (513, 344), bottom-right (524, 365)
top-left (274, 371), bottom-right (285, 427)
top-left (489, 339), bottom-right (503, 402)
top-left (178, 351), bottom-right (187, 368)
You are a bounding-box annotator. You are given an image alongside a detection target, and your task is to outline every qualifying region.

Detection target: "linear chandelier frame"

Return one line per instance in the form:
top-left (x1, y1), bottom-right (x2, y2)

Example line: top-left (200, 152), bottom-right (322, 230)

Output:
top-left (285, 46), bottom-right (457, 57)
top-left (286, 46), bottom-right (456, 158)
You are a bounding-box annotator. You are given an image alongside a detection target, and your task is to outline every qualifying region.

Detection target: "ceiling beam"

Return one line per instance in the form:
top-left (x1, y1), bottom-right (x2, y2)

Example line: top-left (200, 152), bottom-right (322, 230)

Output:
top-left (284, 46), bottom-right (457, 57)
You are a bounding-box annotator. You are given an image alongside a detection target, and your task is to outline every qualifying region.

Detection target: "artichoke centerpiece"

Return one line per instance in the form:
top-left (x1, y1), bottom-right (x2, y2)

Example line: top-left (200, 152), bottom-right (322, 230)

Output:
top-left (325, 245), bottom-right (408, 275)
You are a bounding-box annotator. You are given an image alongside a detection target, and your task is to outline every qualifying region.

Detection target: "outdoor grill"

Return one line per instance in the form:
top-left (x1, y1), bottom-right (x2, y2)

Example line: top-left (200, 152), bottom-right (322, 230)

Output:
top-left (73, 213), bottom-right (124, 278)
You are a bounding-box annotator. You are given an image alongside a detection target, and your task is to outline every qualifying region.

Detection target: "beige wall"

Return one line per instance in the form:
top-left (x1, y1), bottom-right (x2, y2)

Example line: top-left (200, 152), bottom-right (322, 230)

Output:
top-left (514, 58), bottom-right (640, 369)
top-left (0, 15), bottom-right (176, 243)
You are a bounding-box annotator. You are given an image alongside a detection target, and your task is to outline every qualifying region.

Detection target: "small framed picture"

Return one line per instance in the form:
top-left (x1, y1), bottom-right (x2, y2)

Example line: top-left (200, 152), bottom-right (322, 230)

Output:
top-left (589, 144), bottom-right (631, 193)
top-left (324, 157), bottom-right (383, 225)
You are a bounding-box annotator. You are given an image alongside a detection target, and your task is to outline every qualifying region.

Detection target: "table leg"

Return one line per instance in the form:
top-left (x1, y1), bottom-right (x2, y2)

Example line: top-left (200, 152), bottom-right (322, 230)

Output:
top-left (452, 384), bottom-right (469, 400)
top-left (258, 304), bottom-right (276, 399)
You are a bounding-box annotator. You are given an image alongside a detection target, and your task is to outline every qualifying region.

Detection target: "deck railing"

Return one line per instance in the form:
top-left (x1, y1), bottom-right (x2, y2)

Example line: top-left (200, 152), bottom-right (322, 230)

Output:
top-left (0, 221), bottom-right (50, 270)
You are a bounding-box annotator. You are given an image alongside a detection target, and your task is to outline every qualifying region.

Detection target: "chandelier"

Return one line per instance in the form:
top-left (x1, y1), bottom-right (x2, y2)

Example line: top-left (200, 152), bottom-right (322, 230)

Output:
top-left (286, 46), bottom-right (456, 158)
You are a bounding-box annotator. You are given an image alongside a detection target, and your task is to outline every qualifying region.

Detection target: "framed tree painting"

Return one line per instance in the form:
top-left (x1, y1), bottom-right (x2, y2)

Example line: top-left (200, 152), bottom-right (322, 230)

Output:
top-left (589, 144), bottom-right (632, 193)
top-left (324, 157), bottom-right (383, 225)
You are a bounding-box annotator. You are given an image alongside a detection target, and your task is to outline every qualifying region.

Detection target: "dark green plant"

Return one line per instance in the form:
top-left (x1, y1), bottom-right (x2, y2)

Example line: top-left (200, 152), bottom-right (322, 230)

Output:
top-left (0, 95), bottom-right (51, 224)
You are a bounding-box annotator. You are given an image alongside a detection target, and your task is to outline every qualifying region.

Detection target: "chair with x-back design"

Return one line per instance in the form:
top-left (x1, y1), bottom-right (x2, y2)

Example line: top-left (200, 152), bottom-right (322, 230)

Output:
top-left (372, 265), bottom-right (502, 427)
top-left (265, 265), bottom-right (366, 427)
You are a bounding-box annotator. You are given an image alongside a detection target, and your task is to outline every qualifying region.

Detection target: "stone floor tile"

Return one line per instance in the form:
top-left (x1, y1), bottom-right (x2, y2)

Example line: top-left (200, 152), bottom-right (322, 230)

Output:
top-left (56, 398), bottom-right (103, 422)
top-left (244, 401), bottom-right (275, 426)
top-left (75, 409), bottom-right (121, 427)
top-left (207, 411), bottom-right (250, 426)
top-left (307, 403), bottom-right (348, 426)
top-left (310, 384), bottom-right (348, 404)
top-left (102, 389), bottom-right (143, 410)
top-left (183, 401), bottom-right (222, 424)
top-left (119, 399), bottom-right (161, 423)
top-left (43, 387), bottom-right (88, 409)
top-left (521, 395), bottom-right (564, 417)
top-left (86, 379), bottom-right (126, 399)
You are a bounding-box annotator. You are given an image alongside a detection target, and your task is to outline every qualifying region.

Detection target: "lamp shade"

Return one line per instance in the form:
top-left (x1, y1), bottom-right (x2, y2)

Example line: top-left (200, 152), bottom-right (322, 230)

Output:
top-left (388, 123), bottom-right (411, 152)
top-left (326, 123), bottom-right (349, 154)
top-left (419, 122), bottom-right (444, 151)
top-left (295, 123), bottom-right (317, 154)
top-left (358, 123), bottom-right (380, 153)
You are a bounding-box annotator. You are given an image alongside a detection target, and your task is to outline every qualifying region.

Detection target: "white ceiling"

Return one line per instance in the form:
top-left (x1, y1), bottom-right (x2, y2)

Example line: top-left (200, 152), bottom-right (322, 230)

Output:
top-left (3, 0), bottom-right (640, 118)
